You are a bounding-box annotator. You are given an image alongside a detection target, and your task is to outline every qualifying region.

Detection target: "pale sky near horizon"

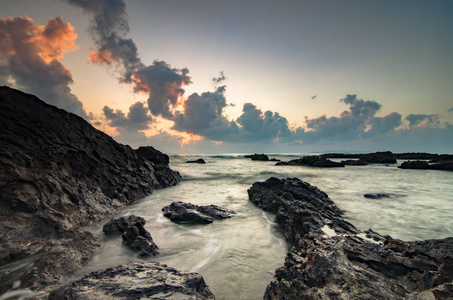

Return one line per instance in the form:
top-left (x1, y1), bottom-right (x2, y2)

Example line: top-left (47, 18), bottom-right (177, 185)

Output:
top-left (1, 0), bottom-right (452, 153)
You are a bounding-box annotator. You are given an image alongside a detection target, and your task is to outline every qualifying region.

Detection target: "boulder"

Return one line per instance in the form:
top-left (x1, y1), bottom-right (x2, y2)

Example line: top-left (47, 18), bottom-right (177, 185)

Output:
top-left (248, 177), bottom-right (453, 299)
top-left (0, 87), bottom-right (180, 292)
top-left (186, 158), bottom-right (206, 164)
top-left (122, 222), bottom-right (159, 257)
top-left (244, 153), bottom-right (270, 161)
top-left (48, 262), bottom-right (215, 300)
top-left (276, 156), bottom-right (345, 168)
top-left (162, 201), bottom-right (236, 224)
top-left (103, 215), bottom-right (146, 236)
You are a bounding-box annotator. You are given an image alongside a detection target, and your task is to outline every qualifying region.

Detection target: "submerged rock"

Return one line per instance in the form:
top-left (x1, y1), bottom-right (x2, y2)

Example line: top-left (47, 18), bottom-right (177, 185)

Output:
top-left (48, 262), bottom-right (215, 300)
top-left (162, 201), bottom-right (236, 224)
top-left (0, 87), bottom-right (180, 292)
top-left (276, 155), bottom-right (345, 168)
top-left (364, 193), bottom-right (390, 199)
top-left (248, 177), bottom-right (453, 299)
top-left (186, 158), bottom-right (206, 164)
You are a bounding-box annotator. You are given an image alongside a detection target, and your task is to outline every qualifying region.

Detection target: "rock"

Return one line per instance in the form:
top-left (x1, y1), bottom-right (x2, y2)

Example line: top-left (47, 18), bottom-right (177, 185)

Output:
top-left (0, 87), bottom-right (180, 292)
top-left (48, 262), bottom-right (215, 300)
top-left (358, 151), bottom-right (397, 164)
top-left (248, 177), bottom-right (453, 299)
top-left (244, 153), bottom-right (270, 161)
top-left (364, 193), bottom-right (390, 199)
top-left (342, 159), bottom-right (369, 166)
top-left (276, 156), bottom-right (345, 168)
top-left (186, 158), bottom-right (206, 164)
top-left (103, 215), bottom-right (146, 236)
top-left (430, 161), bottom-right (453, 171)
top-left (122, 223), bottom-right (159, 257)
top-left (399, 160), bottom-right (453, 172)
top-left (135, 146), bottom-right (170, 165)
top-left (269, 158), bottom-right (281, 162)
top-left (162, 201), bottom-right (236, 224)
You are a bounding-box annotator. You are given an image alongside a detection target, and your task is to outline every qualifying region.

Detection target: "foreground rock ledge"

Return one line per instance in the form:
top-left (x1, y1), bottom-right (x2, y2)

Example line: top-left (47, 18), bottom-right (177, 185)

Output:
top-left (49, 262), bottom-right (215, 300)
top-left (248, 177), bottom-right (453, 299)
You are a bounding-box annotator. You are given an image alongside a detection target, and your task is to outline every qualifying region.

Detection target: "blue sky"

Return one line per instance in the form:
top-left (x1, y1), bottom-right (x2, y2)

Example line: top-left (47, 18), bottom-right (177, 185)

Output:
top-left (1, 0), bottom-right (452, 153)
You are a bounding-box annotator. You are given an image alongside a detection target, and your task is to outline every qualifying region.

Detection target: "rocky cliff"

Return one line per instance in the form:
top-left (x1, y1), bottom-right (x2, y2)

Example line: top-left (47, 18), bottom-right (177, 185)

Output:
top-left (0, 86), bottom-right (180, 293)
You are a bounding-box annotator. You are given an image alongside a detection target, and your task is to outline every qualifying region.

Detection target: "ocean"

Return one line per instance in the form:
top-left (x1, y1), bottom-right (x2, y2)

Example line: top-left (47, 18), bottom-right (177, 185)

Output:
top-left (75, 153), bottom-right (453, 300)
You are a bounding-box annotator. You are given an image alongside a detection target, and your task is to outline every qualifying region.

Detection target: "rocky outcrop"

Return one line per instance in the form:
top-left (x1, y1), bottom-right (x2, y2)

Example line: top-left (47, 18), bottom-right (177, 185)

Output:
top-left (162, 201), bottom-right (236, 224)
top-left (276, 155), bottom-right (345, 168)
top-left (244, 153), bottom-right (270, 161)
top-left (358, 151), bottom-right (397, 164)
top-left (49, 262), bottom-right (215, 300)
top-left (103, 216), bottom-right (158, 257)
top-left (248, 177), bottom-right (453, 299)
top-left (186, 158), bottom-right (206, 164)
top-left (399, 160), bottom-right (453, 172)
top-left (342, 159), bottom-right (369, 166)
top-left (0, 87), bottom-right (180, 293)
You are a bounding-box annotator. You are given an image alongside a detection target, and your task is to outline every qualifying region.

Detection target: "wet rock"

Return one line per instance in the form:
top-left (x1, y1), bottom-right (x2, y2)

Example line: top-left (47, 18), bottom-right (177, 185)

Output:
top-left (0, 87), bottom-right (180, 292)
top-left (186, 158), bottom-right (206, 164)
top-left (103, 215), bottom-right (146, 236)
top-left (248, 177), bottom-right (453, 299)
top-left (48, 262), bottom-right (215, 300)
top-left (275, 156), bottom-right (345, 168)
top-left (244, 153), bottom-right (270, 161)
top-left (122, 223), bottom-right (159, 257)
top-left (162, 201), bottom-right (236, 224)
top-left (364, 193), bottom-right (390, 199)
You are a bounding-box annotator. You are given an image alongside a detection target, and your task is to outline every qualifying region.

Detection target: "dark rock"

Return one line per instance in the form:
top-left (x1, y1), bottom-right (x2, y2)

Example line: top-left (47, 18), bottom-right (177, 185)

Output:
top-left (0, 87), bottom-right (180, 292)
top-left (186, 158), bottom-right (206, 164)
top-left (358, 151), bottom-right (397, 164)
top-left (399, 160), bottom-right (430, 169)
top-left (122, 223), bottom-right (159, 257)
top-left (244, 153), bottom-right (270, 161)
top-left (269, 158), bottom-right (281, 162)
top-left (248, 177), bottom-right (453, 299)
top-left (48, 262), bottom-right (215, 300)
top-left (162, 201), bottom-right (236, 224)
top-left (135, 146), bottom-right (169, 165)
top-left (276, 155), bottom-right (345, 168)
top-left (342, 159), bottom-right (369, 166)
top-left (103, 215), bottom-right (146, 236)
top-left (430, 161), bottom-right (453, 171)
top-left (364, 193), bottom-right (390, 199)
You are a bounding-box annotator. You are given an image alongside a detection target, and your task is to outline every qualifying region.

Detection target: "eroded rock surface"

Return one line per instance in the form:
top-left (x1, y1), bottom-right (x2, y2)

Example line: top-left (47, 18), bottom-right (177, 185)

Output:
top-left (49, 262), bottom-right (215, 300)
top-left (0, 87), bottom-right (180, 292)
top-left (162, 201), bottom-right (236, 224)
top-left (248, 177), bottom-right (453, 299)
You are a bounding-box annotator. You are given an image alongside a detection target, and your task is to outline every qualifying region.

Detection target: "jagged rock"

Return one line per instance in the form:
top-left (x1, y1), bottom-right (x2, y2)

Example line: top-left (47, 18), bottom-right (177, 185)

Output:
top-left (244, 153), bottom-right (270, 161)
top-left (364, 193), bottom-right (390, 199)
top-left (276, 156), bottom-right (345, 168)
top-left (162, 201), bottom-right (236, 224)
top-left (186, 158), bottom-right (206, 164)
top-left (122, 223), bottom-right (159, 257)
top-left (248, 177), bottom-right (453, 299)
top-left (103, 215), bottom-right (146, 236)
top-left (48, 262), bottom-right (215, 300)
top-left (0, 87), bottom-right (180, 292)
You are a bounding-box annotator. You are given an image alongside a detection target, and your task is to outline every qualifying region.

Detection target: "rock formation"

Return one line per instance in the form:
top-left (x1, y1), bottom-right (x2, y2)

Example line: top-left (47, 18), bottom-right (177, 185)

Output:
top-left (186, 158), bottom-right (206, 164)
top-left (244, 153), bottom-right (270, 161)
top-left (0, 87), bottom-right (180, 293)
top-left (276, 155), bottom-right (345, 168)
top-left (399, 160), bottom-right (453, 172)
top-left (248, 177), bottom-right (453, 299)
top-left (162, 201), bottom-right (236, 224)
top-left (49, 262), bottom-right (215, 299)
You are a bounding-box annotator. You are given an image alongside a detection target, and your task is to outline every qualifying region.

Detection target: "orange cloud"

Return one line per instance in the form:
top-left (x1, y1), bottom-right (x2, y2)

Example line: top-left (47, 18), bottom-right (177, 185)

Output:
top-left (88, 49), bottom-right (114, 64)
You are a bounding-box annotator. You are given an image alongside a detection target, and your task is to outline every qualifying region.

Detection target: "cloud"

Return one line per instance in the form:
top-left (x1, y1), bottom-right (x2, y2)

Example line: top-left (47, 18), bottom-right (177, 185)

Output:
top-left (103, 101), bottom-right (152, 130)
top-left (0, 16), bottom-right (87, 118)
top-left (405, 114), bottom-right (440, 128)
top-left (133, 61), bottom-right (191, 118)
top-left (212, 71), bottom-right (226, 85)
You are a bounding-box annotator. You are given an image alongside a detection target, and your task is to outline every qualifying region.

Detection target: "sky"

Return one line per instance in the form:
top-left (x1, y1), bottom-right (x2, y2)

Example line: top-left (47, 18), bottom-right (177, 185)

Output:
top-left (1, 0), bottom-right (452, 154)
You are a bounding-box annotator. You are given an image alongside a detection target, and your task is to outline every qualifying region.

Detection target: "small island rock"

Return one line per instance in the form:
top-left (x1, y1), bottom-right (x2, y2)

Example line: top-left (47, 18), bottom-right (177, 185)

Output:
top-left (186, 158), bottom-right (206, 164)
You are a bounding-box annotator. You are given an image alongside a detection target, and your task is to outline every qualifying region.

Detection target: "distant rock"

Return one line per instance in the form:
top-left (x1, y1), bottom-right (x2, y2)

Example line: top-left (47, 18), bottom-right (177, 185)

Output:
top-left (0, 87), bottom-right (180, 292)
top-left (364, 193), bottom-right (390, 199)
top-left (244, 153), bottom-right (270, 161)
top-left (248, 177), bottom-right (453, 299)
top-left (162, 201), bottom-right (236, 224)
top-left (186, 158), bottom-right (206, 164)
top-left (358, 151), bottom-right (397, 164)
top-left (269, 158), bottom-right (281, 162)
top-left (276, 155), bottom-right (345, 168)
top-left (399, 160), bottom-right (453, 172)
top-left (48, 262), bottom-right (215, 300)
top-left (341, 159), bottom-right (369, 166)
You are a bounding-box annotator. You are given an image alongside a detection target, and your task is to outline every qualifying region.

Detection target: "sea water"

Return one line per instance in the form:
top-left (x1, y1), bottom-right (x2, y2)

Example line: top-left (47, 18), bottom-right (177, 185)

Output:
top-left (74, 154), bottom-right (453, 300)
